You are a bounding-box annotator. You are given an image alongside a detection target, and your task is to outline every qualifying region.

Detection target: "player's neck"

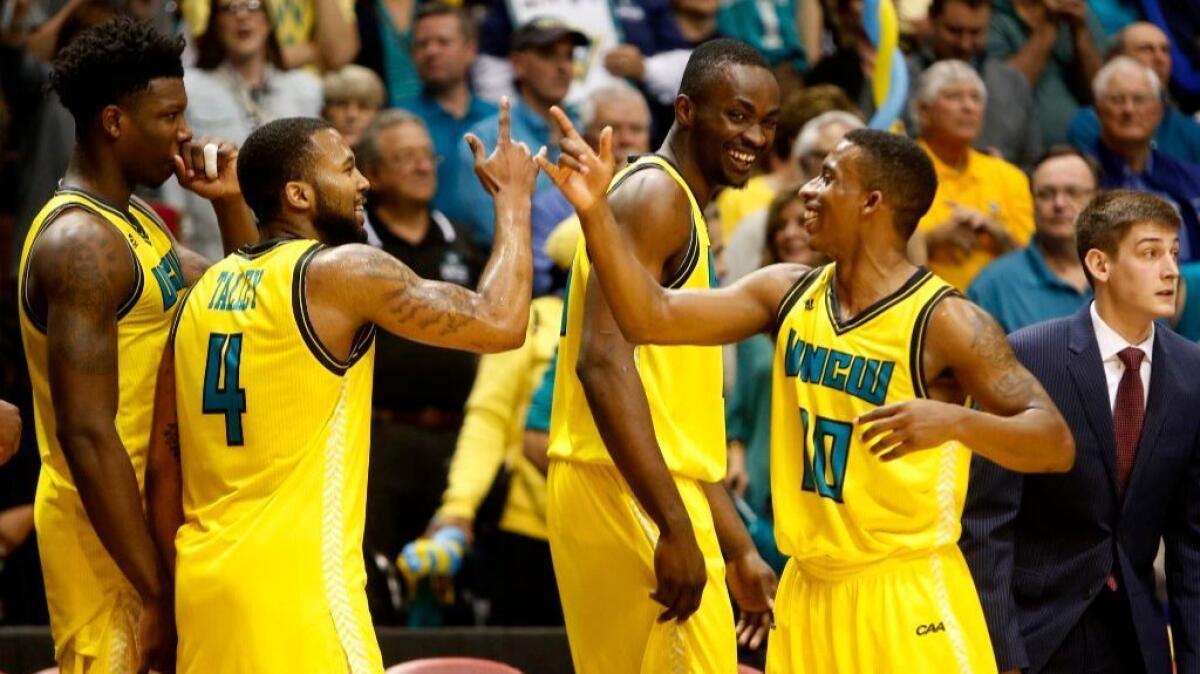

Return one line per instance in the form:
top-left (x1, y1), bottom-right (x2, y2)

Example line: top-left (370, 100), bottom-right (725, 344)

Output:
top-left (661, 132), bottom-right (713, 206)
top-left (63, 144), bottom-right (134, 210)
top-left (830, 243), bottom-right (916, 318)
top-left (260, 219), bottom-right (319, 242)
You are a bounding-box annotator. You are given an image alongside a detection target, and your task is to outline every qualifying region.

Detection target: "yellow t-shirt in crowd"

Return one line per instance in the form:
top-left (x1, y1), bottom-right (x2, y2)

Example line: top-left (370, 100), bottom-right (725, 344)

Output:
top-left (714, 174), bottom-right (777, 239)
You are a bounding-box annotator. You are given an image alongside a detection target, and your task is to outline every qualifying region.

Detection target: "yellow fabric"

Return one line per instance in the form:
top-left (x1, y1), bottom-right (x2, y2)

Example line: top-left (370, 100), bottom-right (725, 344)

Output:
top-left (544, 214), bottom-right (581, 272)
top-left (713, 174), bottom-right (776, 238)
top-left (181, 0), bottom-right (355, 50)
top-left (56, 593), bottom-right (140, 674)
top-left (18, 189), bottom-right (185, 663)
top-left (772, 264), bottom-right (967, 573)
top-left (546, 460), bottom-right (736, 674)
top-left (766, 547), bottom-right (997, 673)
top-left (172, 238), bottom-right (382, 674)
top-left (436, 295), bottom-right (563, 541)
top-left (916, 142), bottom-right (1035, 290)
top-left (548, 154), bottom-right (727, 483)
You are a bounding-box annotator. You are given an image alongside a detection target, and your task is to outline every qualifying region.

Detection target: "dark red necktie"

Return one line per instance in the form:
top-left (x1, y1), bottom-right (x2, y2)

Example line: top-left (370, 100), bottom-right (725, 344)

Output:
top-left (1113, 347), bottom-right (1145, 496)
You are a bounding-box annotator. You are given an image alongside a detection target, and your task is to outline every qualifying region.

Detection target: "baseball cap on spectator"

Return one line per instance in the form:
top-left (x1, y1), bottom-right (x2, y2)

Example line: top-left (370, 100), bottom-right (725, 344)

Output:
top-left (511, 17), bottom-right (589, 51)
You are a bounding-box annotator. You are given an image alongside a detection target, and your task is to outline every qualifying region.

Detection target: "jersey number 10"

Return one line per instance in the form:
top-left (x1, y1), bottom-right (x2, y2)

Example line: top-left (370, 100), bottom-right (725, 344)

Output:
top-left (799, 408), bottom-right (851, 503)
top-left (203, 332), bottom-right (247, 446)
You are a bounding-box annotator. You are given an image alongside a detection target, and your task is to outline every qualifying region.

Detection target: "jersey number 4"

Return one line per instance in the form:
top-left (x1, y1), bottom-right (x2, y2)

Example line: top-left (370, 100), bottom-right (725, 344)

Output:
top-left (799, 408), bottom-right (851, 503)
top-left (203, 332), bottom-right (247, 446)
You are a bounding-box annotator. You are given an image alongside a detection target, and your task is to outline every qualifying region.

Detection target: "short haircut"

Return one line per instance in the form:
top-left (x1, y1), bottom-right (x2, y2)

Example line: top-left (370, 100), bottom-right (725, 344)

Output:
top-left (678, 38), bottom-right (770, 102)
top-left (1092, 55), bottom-right (1160, 101)
top-left (792, 110), bottom-right (864, 160)
top-left (354, 109), bottom-right (428, 171)
top-left (414, 1), bottom-right (476, 42)
top-left (238, 117), bottom-right (335, 224)
top-left (910, 59), bottom-right (986, 135)
top-left (322, 64), bottom-right (386, 110)
top-left (843, 128), bottom-right (938, 238)
top-left (1075, 190), bottom-right (1181, 284)
top-left (578, 81), bottom-right (649, 130)
top-left (928, 0), bottom-right (990, 18)
top-left (49, 16), bottom-right (184, 134)
top-left (1029, 145), bottom-right (1101, 188)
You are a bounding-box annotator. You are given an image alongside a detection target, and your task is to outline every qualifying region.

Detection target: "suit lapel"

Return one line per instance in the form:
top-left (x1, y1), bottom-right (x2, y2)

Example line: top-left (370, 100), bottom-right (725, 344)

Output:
top-left (1123, 331), bottom-right (1177, 506)
top-left (1067, 309), bottom-right (1119, 493)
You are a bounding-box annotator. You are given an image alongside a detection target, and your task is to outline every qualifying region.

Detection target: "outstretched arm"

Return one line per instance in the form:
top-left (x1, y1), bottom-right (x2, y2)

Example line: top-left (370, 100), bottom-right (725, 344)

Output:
top-left (860, 297), bottom-right (1074, 473)
top-left (539, 106), bottom-right (799, 345)
top-left (310, 98), bottom-right (537, 354)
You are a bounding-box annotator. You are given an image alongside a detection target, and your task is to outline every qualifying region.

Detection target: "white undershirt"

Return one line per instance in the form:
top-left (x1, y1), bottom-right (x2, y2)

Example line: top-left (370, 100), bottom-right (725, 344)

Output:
top-left (1089, 302), bottom-right (1153, 411)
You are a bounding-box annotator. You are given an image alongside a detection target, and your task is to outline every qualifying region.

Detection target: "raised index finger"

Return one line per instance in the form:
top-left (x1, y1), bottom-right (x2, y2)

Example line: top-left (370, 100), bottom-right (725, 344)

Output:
top-left (549, 105), bottom-right (585, 144)
top-left (497, 96), bottom-right (511, 146)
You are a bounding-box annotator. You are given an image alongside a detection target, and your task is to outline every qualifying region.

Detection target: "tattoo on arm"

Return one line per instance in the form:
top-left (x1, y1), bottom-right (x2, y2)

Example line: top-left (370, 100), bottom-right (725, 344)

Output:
top-left (56, 236), bottom-right (122, 374)
top-left (366, 254), bottom-right (478, 338)
top-left (965, 304), bottom-right (1034, 403)
top-left (164, 422), bottom-right (180, 460)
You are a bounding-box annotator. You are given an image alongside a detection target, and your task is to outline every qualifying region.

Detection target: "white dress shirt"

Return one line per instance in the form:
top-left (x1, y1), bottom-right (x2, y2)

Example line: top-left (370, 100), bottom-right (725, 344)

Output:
top-left (1089, 302), bottom-right (1153, 411)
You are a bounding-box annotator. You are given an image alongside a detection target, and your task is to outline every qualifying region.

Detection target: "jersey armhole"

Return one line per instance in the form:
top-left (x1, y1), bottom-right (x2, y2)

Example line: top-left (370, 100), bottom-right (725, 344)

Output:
top-left (608, 158), bottom-right (700, 290)
top-left (21, 203), bottom-right (144, 334)
top-left (772, 264), bottom-right (826, 336)
top-left (291, 243), bottom-right (376, 376)
top-left (909, 286), bottom-right (961, 399)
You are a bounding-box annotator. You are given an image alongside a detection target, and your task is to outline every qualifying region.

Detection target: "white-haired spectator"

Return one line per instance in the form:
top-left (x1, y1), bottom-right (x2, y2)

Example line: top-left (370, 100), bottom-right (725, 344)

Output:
top-left (913, 59), bottom-right (1035, 290)
top-left (908, 0), bottom-right (1041, 167)
top-left (1088, 55), bottom-right (1200, 262)
top-left (722, 109), bottom-right (863, 285)
top-left (985, 0), bottom-right (1105, 145)
top-left (322, 63), bottom-right (385, 147)
top-left (163, 0), bottom-right (323, 261)
top-left (1069, 22), bottom-right (1200, 164)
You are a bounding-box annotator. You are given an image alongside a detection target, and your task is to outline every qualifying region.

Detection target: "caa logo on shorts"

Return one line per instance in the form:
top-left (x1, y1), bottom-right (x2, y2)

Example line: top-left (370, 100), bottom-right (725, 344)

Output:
top-left (915, 622), bottom-right (945, 636)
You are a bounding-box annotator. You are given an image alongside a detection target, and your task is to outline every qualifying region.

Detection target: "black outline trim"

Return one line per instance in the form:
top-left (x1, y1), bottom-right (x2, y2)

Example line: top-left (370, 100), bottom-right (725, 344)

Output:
top-left (825, 267), bottom-right (932, 335)
top-left (169, 284), bottom-right (198, 342)
top-left (909, 285), bottom-right (959, 399)
top-left (774, 264), bottom-right (827, 331)
top-left (607, 155), bottom-right (703, 290)
top-left (291, 243), bottom-right (374, 375)
top-left (237, 235), bottom-right (301, 260)
top-left (129, 195), bottom-right (172, 239)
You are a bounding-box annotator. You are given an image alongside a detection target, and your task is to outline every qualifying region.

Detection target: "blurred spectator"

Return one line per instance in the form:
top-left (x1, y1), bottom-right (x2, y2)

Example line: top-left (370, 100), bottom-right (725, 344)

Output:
top-left (805, 0), bottom-right (876, 115)
top-left (426, 294), bottom-right (564, 626)
top-left (456, 18), bottom-right (583, 247)
top-left (1175, 262), bottom-right (1200, 342)
top-left (354, 110), bottom-right (484, 624)
top-left (723, 109), bottom-right (863, 284)
top-left (322, 63), bottom-right (385, 146)
top-left (967, 146), bottom-right (1096, 332)
top-left (1140, 0), bottom-right (1200, 114)
top-left (0, 0), bottom-right (117, 281)
top-left (1087, 0), bottom-right (1140, 40)
top-left (725, 188), bottom-right (826, 525)
top-left (986, 0), bottom-right (1105, 145)
top-left (163, 0), bottom-right (322, 260)
top-left (396, 2), bottom-right (497, 229)
top-left (713, 87), bottom-right (810, 239)
top-left (540, 83), bottom-right (652, 288)
top-left (716, 0), bottom-right (819, 84)
top-left (908, 0), bottom-right (1042, 168)
top-left (1089, 56), bottom-right (1200, 262)
top-left (913, 59), bottom-right (1035, 290)
top-left (353, 0), bottom-right (420, 104)
top-left (182, 0), bottom-right (359, 70)
top-left (1068, 22), bottom-right (1200, 165)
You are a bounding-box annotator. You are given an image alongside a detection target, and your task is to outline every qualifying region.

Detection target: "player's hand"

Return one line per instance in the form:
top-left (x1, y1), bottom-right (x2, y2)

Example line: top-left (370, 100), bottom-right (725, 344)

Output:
top-left (537, 105), bottom-right (616, 214)
top-left (651, 525), bottom-right (707, 623)
top-left (424, 515), bottom-right (475, 545)
top-left (465, 96), bottom-right (540, 199)
top-left (0, 399), bottom-right (21, 466)
top-left (136, 594), bottom-right (176, 674)
top-left (858, 399), bottom-right (969, 462)
top-left (727, 550), bottom-right (776, 649)
top-left (175, 136), bottom-right (241, 202)
top-left (725, 441), bottom-right (749, 497)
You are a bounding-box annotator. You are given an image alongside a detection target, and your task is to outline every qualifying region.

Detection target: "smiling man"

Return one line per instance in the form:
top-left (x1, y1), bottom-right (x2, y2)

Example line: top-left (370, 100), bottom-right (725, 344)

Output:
top-left (543, 38), bottom-right (779, 673)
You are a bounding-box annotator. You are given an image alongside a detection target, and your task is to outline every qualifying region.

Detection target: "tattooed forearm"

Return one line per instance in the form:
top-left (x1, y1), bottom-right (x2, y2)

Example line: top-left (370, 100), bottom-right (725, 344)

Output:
top-left (164, 422), bottom-right (180, 460)
top-left (963, 303), bottom-right (1039, 404)
top-left (53, 237), bottom-right (126, 375)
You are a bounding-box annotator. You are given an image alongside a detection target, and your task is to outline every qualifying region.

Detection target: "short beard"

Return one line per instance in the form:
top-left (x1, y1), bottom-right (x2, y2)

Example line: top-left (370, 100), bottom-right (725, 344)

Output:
top-left (313, 192), bottom-right (366, 247)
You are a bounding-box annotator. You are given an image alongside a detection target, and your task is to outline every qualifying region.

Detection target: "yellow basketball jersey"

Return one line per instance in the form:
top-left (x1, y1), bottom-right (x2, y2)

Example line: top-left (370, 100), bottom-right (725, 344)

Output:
top-left (547, 154), bottom-right (725, 482)
top-left (771, 264), bottom-right (966, 576)
top-left (17, 188), bottom-right (186, 658)
top-left (171, 238), bottom-right (382, 674)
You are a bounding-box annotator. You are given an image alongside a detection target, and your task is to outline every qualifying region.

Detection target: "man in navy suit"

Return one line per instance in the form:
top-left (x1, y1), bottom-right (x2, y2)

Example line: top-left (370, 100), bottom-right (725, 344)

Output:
top-left (962, 189), bottom-right (1200, 674)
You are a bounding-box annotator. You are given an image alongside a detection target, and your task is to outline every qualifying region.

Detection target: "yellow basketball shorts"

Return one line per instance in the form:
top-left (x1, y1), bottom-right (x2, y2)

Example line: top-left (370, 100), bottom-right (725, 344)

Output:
top-left (546, 460), bottom-right (737, 674)
top-left (57, 592), bottom-right (140, 674)
top-left (766, 545), bottom-right (998, 674)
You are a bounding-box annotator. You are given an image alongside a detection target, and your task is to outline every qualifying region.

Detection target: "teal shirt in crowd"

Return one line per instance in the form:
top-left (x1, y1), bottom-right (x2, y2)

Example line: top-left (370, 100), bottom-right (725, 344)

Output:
top-left (967, 240), bottom-right (1092, 333)
top-left (1176, 263), bottom-right (1200, 342)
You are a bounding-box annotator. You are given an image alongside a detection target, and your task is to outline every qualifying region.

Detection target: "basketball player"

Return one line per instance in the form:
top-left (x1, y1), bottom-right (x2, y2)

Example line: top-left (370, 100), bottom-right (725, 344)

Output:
top-left (542, 117), bottom-right (1076, 670)
top-left (542, 39), bottom-right (779, 674)
top-left (17, 17), bottom-right (256, 674)
top-left (144, 108), bottom-right (537, 674)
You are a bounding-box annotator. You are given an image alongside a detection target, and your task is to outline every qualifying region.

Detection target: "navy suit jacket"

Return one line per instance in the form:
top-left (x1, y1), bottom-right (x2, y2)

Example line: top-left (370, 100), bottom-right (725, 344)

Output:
top-left (960, 306), bottom-right (1200, 673)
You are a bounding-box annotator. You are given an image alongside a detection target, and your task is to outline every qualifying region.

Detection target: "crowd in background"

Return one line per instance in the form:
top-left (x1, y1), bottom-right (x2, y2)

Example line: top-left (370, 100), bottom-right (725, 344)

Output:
top-left (1, 0), bottom-right (1200, 635)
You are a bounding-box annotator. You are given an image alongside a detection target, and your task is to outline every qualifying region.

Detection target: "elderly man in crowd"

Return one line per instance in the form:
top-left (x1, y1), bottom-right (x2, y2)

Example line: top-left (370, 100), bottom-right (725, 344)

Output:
top-left (1089, 56), bottom-right (1200, 262)
top-left (397, 2), bottom-right (497, 227)
top-left (909, 0), bottom-right (1042, 167)
top-left (968, 147), bottom-right (1096, 332)
top-left (1069, 22), bottom-right (1200, 164)
top-left (913, 59), bottom-right (1035, 290)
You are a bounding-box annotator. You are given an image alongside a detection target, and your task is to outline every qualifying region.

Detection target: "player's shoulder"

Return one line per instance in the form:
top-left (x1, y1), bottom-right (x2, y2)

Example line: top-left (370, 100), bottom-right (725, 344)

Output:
top-left (30, 206), bottom-right (132, 273)
top-left (609, 161), bottom-right (691, 216)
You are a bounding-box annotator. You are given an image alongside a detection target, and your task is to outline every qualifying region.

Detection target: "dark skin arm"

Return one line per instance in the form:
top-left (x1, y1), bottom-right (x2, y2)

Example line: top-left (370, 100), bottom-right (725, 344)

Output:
top-left (171, 137), bottom-right (259, 283)
top-left (860, 297), bottom-right (1074, 473)
top-left (143, 336), bottom-right (182, 673)
top-left (0, 399), bottom-right (20, 466)
top-left (702, 481), bottom-right (776, 649)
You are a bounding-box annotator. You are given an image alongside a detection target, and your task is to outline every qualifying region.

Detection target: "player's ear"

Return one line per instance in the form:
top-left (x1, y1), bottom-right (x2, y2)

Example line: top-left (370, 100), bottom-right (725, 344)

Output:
top-left (675, 94), bottom-right (695, 128)
top-left (861, 190), bottom-right (882, 218)
top-left (101, 105), bottom-right (122, 140)
top-left (284, 181), bottom-right (314, 212)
